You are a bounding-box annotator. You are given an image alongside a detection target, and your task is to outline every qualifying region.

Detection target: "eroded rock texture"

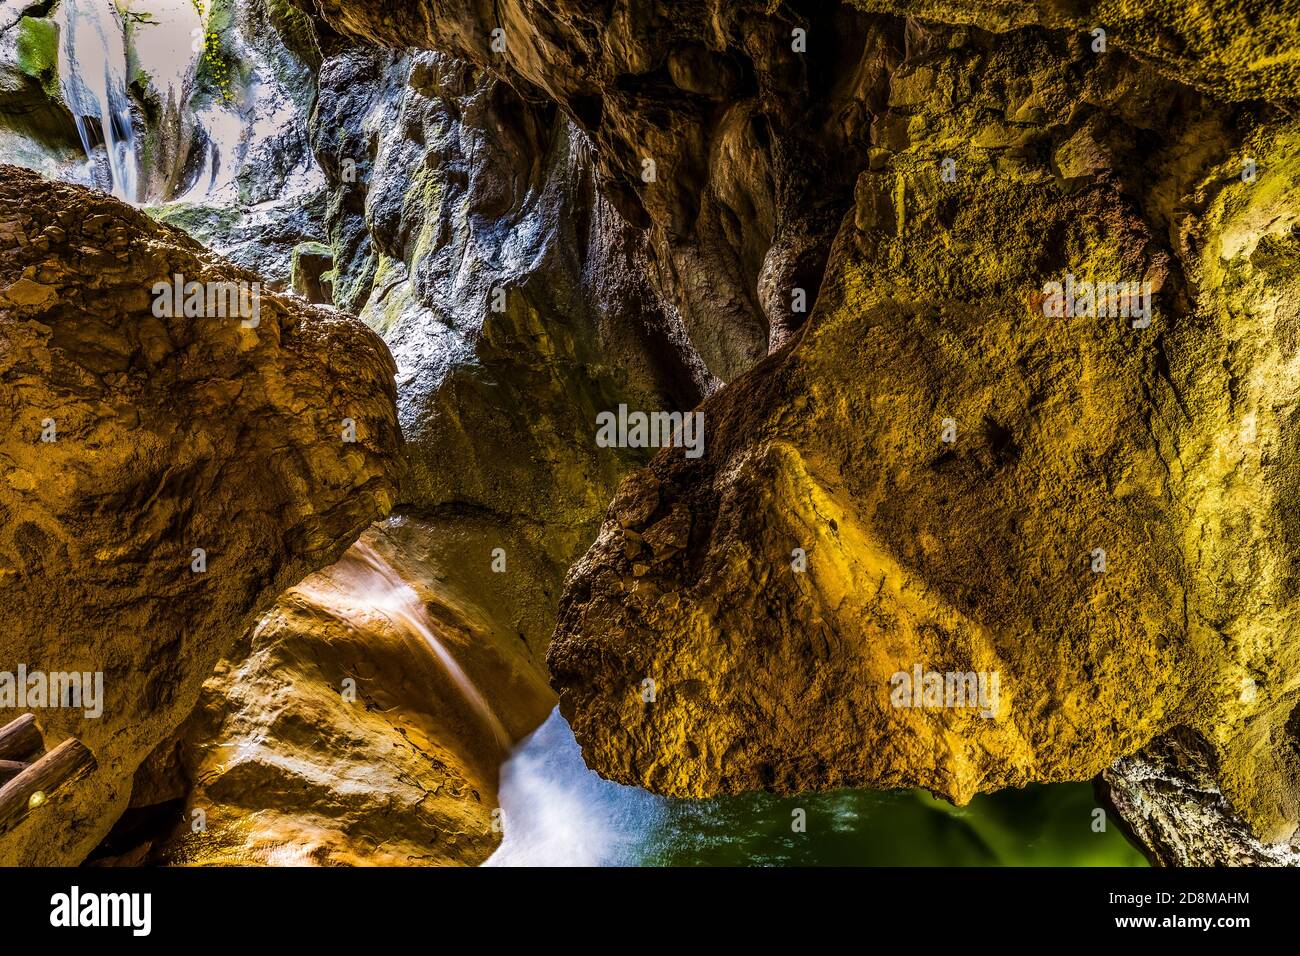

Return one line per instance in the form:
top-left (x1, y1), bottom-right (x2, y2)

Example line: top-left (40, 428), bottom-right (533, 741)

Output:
top-left (523, 6), bottom-right (1300, 853)
top-left (306, 0), bottom-right (890, 380)
top-left (27, 0), bottom-right (1298, 866)
top-left (114, 31), bottom-right (712, 864)
top-left (146, 0), bottom-right (329, 287)
top-left (0, 167), bottom-right (401, 865)
top-left (0, 3), bottom-right (85, 185)
top-left (110, 520), bottom-right (553, 867)
top-left (848, 0), bottom-right (1300, 101)
top-left (1102, 730), bottom-right (1300, 867)
top-left (306, 39), bottom-right (713, 705)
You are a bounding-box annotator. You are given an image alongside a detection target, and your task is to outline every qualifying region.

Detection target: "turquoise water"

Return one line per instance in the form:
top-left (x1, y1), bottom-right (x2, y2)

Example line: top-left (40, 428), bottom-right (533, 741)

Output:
top-left (485, 709), bottom-right (1148, 867)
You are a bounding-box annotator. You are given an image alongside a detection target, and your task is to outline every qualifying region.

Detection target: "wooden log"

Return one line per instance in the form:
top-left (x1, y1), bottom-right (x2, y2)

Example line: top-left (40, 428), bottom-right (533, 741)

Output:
top-left (0, 738), bottom-right (96, 830)
top-left (0, 713), bottom-right (43, 761)
top-left (0, 760), bottom-right (27, 785)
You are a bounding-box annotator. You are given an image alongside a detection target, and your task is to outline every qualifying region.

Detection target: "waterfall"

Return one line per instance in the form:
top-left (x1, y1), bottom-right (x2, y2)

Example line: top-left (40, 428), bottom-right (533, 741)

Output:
top-left (177, 101), bottom-right (242, 200)
top-left (484, 708), bottom-right (666, 866)
top-left (297, 541), bottom-right (512, 758)
top-left (55, 0), bottom-right (140, 202)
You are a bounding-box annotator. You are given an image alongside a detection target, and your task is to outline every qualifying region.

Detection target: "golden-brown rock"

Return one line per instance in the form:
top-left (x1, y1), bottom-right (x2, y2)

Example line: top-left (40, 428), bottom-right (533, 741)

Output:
top-left (549, 25), bottom-right (1300, 849)
top-left (849, 0), bottom-right (1300, 102)
top-left (0, 167), bottom-right (402, 865)
top-left (133, 520), bottom-right (553, 867)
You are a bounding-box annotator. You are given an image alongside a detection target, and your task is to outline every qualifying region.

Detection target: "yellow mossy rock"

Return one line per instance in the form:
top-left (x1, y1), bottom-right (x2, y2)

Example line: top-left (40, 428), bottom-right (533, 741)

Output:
top-left (850, 0), bottom-right (1300, 102)
top-left (550, 28), bottom-right (1300, 845)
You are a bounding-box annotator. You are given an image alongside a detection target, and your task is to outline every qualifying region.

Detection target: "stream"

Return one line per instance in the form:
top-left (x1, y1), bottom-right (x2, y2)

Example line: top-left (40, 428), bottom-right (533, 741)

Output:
top-left (486, 708), bottom-right (1148, 867)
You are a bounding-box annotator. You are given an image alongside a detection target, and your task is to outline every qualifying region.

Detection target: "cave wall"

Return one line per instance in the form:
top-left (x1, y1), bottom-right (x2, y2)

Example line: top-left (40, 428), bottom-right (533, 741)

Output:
top-left (124, 0), bottom-right (1300, 863)
top-left (302, 0), bottom-right (901, 381)
top-left (118, 15), bottom-right (719, 864)
top-left (531, 7), bottom-right (1300, 850)
top-left (7, 0), bottom-right (1300, 866)
top-left (282, 0), bottom-right (1300, 854)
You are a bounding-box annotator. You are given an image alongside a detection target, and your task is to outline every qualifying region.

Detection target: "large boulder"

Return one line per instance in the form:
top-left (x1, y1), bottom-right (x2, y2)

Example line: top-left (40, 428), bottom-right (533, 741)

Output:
top-left (548, 19), bottom-right (1300, 851)
top-left (1102, 730), bottom-right (1300, 867)
top-left (0, 166), bottom-right (402, 865)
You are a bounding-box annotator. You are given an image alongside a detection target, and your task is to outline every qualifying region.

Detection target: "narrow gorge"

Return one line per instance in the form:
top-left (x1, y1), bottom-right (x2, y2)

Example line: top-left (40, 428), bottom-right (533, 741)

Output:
top-left (2, 0), bottom-right (1299, 871)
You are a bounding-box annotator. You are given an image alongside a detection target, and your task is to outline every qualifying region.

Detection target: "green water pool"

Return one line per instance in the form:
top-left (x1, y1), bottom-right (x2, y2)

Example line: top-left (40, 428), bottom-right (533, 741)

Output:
top-left (486, 709), bottom-right (1148, 867)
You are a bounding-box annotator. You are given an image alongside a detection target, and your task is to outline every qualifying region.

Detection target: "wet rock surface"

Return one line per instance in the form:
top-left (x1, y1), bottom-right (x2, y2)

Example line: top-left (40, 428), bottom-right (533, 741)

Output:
top-left (308, 0), bottom-right (889, 382)
top-left (305, 42), bottom-right (714, 678)
top-left (0, 166), bottom-right (402, 865)
top-left (0, 3), bottom-right (83, 181)
top-left (1102, 729), bottom-right (1300, 867)
top-left (112, 520), bottom-right (553, 867)
top-left (143, 0), bottom-right (328, 286)
top-left (6, 0), bottom-right (1300, 867)
top-left (101, 0), bottom-right (1300, 864)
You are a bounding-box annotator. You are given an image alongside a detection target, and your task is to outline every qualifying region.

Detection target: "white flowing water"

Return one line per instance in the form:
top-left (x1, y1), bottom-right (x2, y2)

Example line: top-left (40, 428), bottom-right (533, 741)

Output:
top-left (177, 99), bottom-right (243, 201)
top-left (120, 0), bottom-right (203, 123)
top-left (319, 542), bottom-right (512, 756)
top-left (484, 708), bottom-right (666, 866)
top-left (55, 0), bottom-right (140, 202)
top-left (35, 0), bottom-right (323, 218)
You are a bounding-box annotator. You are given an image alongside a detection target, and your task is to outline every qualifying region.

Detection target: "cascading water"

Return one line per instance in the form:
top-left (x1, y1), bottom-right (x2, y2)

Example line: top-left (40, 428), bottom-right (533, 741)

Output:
top-left (55, 0), bottom-right (140, 202)
top-left (485, 708), bottom-right (666, 867)
top-left (349, 542), bottom-right (513, 754)
top-left (178, 102), bottom-right (242, 200)
top-left (296, 541), bottom-right (512, 759)
top-left (485, 708), bottom-right (1150, 866)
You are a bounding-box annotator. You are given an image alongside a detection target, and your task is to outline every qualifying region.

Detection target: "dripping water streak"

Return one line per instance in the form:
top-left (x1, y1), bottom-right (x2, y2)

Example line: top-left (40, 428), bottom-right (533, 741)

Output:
top-left (341, 542), bottom-right (511, 755)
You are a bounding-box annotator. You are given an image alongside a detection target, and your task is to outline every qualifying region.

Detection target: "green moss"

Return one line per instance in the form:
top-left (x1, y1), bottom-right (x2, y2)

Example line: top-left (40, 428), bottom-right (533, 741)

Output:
top-left (125, 27), bottom-right (153, 91)
top-left (263, 0), bottom-right (321, 74)
top-left (16, 17), bottom-right (60, 98)
top-left (205, 0), bottom-right (236, 35)
top-left (293, 240), bottom-right (332, 258)
top-left (147, 201), bottom-right (243, 243)
top-left (362, 255), bottom-right (408, 337)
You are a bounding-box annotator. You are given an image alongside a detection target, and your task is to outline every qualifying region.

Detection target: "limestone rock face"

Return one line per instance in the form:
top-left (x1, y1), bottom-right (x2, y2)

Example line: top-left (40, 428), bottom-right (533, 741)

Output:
top-left (548, 17), bottom-right (1300, 849)
top-left (0, 167), bottom-right (402, 865)
top-left (310, 46), bottom-right (711, 667)
top-left (145, 0), bottom-right (329, 288)
top-left (307, 0), bottom-right (892, 381)
top-left (31, 0), bottom-right (1298, 866)
top-left (127, 520), bottom-right (553, 867)
top-left (113, 36), bottom-right (713, 865)
top-left (0, 3), bottom-right (83, 181)
top-left (1102, 731), bottom-right (1300, 867)
top-left (848, 0), bottom-right (1300, 102)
